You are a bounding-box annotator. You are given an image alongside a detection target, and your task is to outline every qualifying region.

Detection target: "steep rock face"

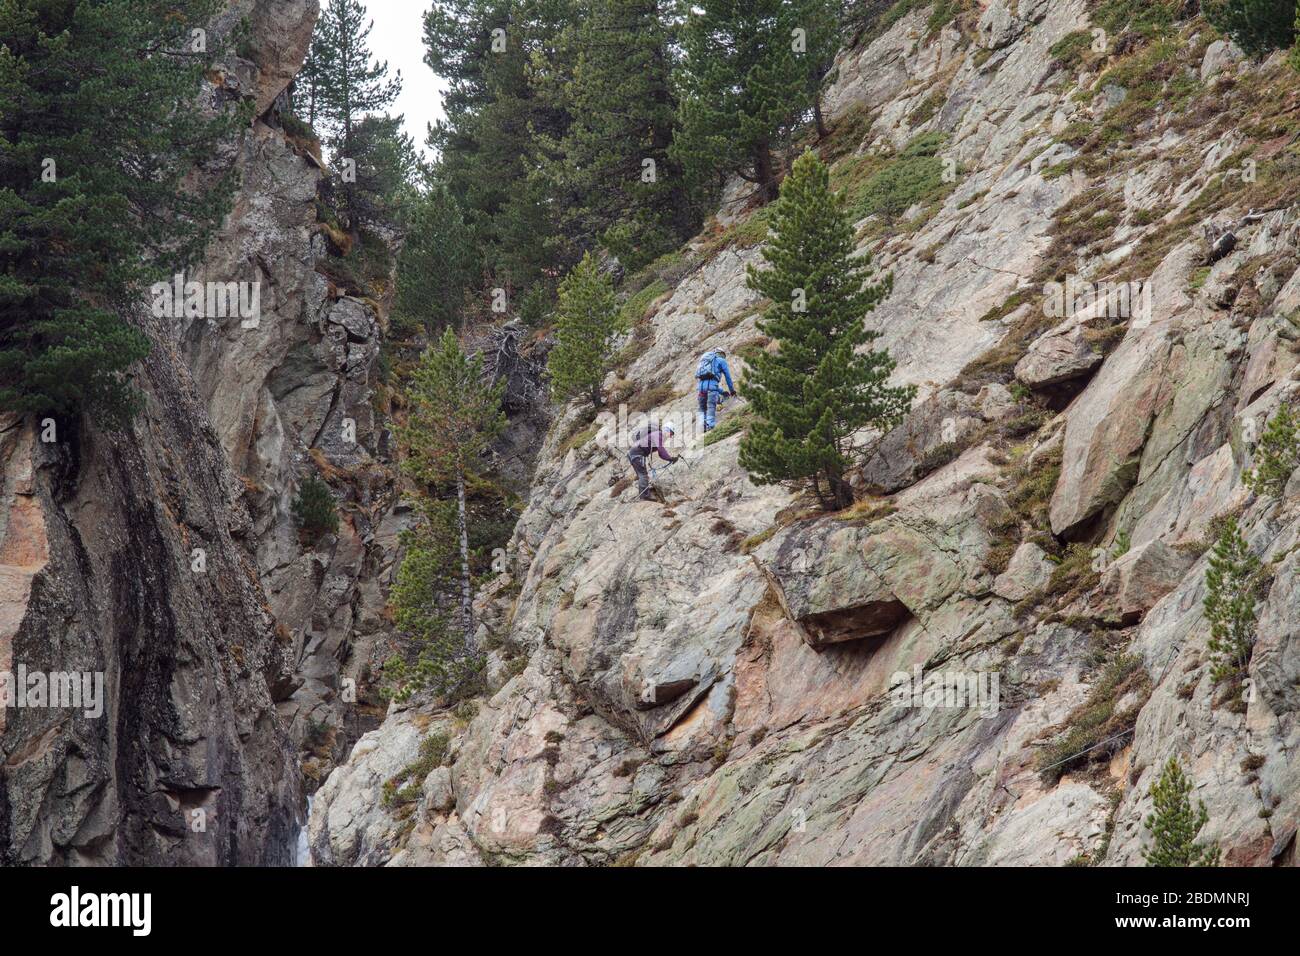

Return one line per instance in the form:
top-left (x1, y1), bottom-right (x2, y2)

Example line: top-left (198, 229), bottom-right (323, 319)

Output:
top-left (213, 0), bottom-right (320, 114)
top-left (180, 0), bottom-right (409, 782)
top-left (315, 1), bottom-right (1300, 866)
top-left (0, 0), bottom-right (338, 865)
top-left (179, 113), bottom-right (400, 776)
top-left (0, 349), bottom-right (299, 865)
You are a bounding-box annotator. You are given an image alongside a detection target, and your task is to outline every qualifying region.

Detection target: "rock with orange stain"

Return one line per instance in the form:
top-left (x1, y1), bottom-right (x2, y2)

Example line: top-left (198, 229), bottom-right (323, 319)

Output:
top-left (0, 421), bottom-right (49, 735)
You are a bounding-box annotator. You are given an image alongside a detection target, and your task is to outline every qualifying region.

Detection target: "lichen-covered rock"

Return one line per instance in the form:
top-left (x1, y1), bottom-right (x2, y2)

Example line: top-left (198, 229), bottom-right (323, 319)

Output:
top-left (1099, 540), bottom-right (1197, 623)
top-left (180, 2), bottom-right (407, 774)
top-left (1049, 293), bottom-right (1177, 537)
top-left (212, 0), bottom-right (319, 115)
top-left (975, 0), bottom-right (1023, 51)
top-left (0, 0), bottom-right (330, 867)
top-left (0, 362), bottom-right (298, 865)
top-left (309, 710), bottom-right (426, 867)
top-left (993, 542), bottom-right (1053, 601)
top-left (861, 390), bottom-right (985, 493)
top-left (1201, 39), bottom-right (1244, 82)
top-left (1014, 318), bottom-right (1102, 388)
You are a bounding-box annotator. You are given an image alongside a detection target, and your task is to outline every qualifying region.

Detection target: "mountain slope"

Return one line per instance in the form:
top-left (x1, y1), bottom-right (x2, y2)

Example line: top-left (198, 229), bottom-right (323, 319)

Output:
top-left (312, 0), bottom-right (1300, 867)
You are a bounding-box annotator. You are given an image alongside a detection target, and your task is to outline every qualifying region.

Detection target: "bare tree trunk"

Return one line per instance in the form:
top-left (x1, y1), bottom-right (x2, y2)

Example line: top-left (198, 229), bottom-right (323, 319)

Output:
top-left (754, 143), bottom-right (777, 203)
top-left (828, 470), bottom-right (853, 511)
top-left (456, 470), bottom-right (473, 645)
top-left (812, 473), bottom-right (831, 511)
top-left (813, 94), bottom-right (829, 140)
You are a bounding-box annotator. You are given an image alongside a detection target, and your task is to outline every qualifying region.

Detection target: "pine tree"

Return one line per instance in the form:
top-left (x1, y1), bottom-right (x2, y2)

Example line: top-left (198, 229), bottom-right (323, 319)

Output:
top-left (294, 30), bottom-right (327, 127)
top-left (1244, 402), bottom-right (1300, 497)
top-left (1203, 0), bottom-right (1296, 56)
top-left (548, 252), bottom-right (621, 407)
top-left (1202, 517), bottom-right (1264, 683)
top-left (794, 0), bottom-right (843, 139)
top-left (425, 0), bottom-right (575, 291)
top-left (1142, 757), bottom-right (1221, 867)
top-left (540, 0), bottom-right (692, 271)
top-left (673, 0), bottom-right (812, 204)
top-left (311, 0), bottom-right (402, 229)
top-left (383, 498), bottom-right (485, 703)
top-left (313, 0), bottom-right (402, 146)
top-left (423, 0), bottom-right (504, 121)
top-left (292, 473), bottom-right (340, 541)
top-left (739, 151), bottom-right (914, 510)
top-left (395, 185), bottom-right (476, 335)
top-left (0, 0), bottom-right (243, 424)
top-left (401, 329), bottom-right (507, 643)
top-left (338, 113), bottom-right (422, 230)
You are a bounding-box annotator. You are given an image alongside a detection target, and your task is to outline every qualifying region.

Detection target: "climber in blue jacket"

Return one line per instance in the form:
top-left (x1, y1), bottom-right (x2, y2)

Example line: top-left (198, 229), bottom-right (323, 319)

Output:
top-left (695, 348), bottom-right (736, 432)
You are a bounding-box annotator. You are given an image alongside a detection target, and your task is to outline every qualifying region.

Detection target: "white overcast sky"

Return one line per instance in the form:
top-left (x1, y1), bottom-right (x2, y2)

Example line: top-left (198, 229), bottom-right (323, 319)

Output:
top-left (362, 0), bottom-right (446, 160)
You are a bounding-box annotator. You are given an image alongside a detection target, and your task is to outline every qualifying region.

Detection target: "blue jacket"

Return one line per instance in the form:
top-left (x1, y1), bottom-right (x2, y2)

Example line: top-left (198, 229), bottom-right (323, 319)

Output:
top-left (700, 355), bottom-right (734, 393)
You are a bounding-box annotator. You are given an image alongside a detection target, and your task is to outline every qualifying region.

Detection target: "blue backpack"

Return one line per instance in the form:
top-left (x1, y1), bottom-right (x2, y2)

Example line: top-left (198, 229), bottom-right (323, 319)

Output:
top-left (695, 351), bottom-right (718, 383)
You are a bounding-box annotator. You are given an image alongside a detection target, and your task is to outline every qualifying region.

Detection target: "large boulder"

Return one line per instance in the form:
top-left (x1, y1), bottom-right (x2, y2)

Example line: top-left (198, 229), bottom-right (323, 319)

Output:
top-left (758, 495), bottom-right (992, 649)
top-left (1049, 324), bottom-right (1171, 536)
top-left (1098, 540), bottom-right (1197, 622)
top-left (861, 390), bottom-right (985, 493)
top-left (1200, 39), bottom-right (1244, 82)
top-left (1049, 247), bottom-right (1198, 537)
top-left (1014, 318), bottom-right (1103, 388)
top-left (993, 542), bottom-right (1054, 602)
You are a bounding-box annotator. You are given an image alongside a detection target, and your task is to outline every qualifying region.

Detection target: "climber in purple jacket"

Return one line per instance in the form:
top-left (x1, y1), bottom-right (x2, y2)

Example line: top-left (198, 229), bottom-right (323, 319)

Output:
top-left (628, 421), bottom-right (678, 500)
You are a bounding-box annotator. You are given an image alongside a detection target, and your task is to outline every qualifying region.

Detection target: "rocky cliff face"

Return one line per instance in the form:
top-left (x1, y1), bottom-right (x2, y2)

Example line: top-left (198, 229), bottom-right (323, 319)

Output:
top-left (0, 351), bottom-right (302, 865)
top-left (0, 0), bottom-right (409, 864)
top-left (312, 0), bottom-right (1300, 867)
top-left (182, 8), bottom-right (404, 782)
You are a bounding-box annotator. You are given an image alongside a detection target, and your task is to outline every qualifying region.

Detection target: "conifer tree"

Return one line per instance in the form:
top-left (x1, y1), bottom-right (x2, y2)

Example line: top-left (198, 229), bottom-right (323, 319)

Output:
top-left (1203, 0), bottom-right (1296, 56)
top-left (1142, 757), bottom-right (1221, 867)
top-left (541, 0), bottom-right (691, 271)
top-left (0, 0), bottom-right (242, 424)
top-left (795, 0), bottom-right (844, 139)
top-left (423, 0), bottom-right (501, 121)
top-left (425, 0), bottom-right (575, 290)
top-left (340, 113), bottom-right (422, 229)
top-left (1244, 402), bottom-right (1300, 497)
top-left (673, 0), bottom-right (811, 204)
top-left (313, 0), bottom-right (402, 146)
top-left (1202, 517), bottom-right (1264, 683)
top-left (311, 0), bottom-right (402, 228)
top-left (739, 151), bottom-right (914, 510)
top-left (294, 33), bottom-right (327, 127)
top-left (547, 252), bottom-right (621, 408)
top-left (395, 185), bottom-right (476, 335)
top-left (401, 329), bottom-right (506, 643)
top-left (384, 498), bottom-right (485, 703)
top-left (292, 473), bottom-right (340, 541)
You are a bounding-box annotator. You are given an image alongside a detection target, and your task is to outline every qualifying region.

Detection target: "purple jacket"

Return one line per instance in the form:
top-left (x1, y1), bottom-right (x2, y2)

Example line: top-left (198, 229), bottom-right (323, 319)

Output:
top-left (630, 428), bottom-right (676, 462)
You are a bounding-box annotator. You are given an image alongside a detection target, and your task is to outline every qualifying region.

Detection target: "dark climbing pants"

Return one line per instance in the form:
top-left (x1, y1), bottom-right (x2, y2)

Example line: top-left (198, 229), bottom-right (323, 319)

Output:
top-left (628, 451), bottom-right (652, 499)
